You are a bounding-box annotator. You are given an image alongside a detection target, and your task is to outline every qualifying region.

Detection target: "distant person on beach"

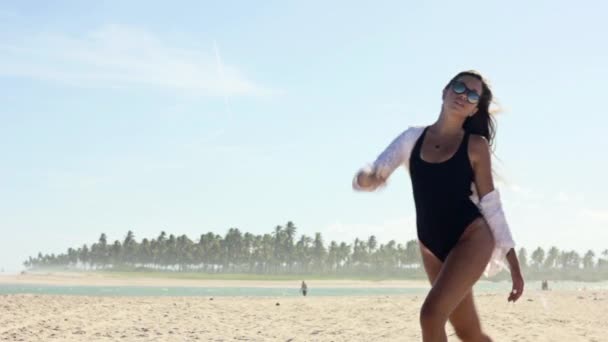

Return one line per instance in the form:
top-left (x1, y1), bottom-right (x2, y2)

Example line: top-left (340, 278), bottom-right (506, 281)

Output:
top-left (353, 70), bottom-right (524, 341)
top-left (301, 280), bottom-right (308, 296)
top-left (542, 280), bottom-right (549, 291)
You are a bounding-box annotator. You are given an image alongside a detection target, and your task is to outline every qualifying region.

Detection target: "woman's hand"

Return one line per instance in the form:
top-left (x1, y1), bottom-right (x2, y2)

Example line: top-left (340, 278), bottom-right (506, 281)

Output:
top-left (356, 169), bottom-right (386, 190)
top-left (508, 269), bottom-right (524, 302)
top-left (505, 248), bottom-right (524, 302)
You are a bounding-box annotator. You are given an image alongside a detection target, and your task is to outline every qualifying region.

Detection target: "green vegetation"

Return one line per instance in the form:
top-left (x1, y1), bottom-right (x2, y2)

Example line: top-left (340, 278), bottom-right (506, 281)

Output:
top-left (23, 221), bottom-right (608, 281)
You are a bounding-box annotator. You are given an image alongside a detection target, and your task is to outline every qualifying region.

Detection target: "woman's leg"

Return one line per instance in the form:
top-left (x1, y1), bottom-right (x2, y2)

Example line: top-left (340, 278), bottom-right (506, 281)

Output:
top-left (421, 245), bottom-right (492, 342)
top-left (419, 218), bottom-right (495, 342)
top-left (448, 292), bottom-right (492, 342)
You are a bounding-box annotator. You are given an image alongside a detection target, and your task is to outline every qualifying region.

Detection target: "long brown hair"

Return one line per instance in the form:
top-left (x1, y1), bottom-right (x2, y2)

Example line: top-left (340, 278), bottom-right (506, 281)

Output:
top-left (444, 70), bottom-right (497, 148)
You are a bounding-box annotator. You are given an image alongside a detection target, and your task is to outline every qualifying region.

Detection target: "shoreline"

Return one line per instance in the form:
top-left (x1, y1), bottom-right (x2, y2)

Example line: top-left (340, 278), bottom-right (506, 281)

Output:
top-left (0, 272), bottom-right (431, 288)
top-left (3, 272), bottom-right (607, 293)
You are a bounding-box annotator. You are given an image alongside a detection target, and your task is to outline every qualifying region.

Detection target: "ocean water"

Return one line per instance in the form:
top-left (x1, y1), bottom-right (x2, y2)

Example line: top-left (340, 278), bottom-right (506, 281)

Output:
top-left (1, 281), bottom-right (607, 297)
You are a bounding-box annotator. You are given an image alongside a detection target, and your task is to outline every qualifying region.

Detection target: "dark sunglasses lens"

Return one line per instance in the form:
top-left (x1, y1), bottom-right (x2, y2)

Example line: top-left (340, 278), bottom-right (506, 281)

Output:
top-left (452, 81), bottom-right (466, 94)
top-left (467, 92), bottom-right (480, 104)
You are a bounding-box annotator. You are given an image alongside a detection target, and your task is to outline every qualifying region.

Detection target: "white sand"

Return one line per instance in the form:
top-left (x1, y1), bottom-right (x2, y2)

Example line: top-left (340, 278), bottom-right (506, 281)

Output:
top-left (1, 274), bottom-right (606, 341)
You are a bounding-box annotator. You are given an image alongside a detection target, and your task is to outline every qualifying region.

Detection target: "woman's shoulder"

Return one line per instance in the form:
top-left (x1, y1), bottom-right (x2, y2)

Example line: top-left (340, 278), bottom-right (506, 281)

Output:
top-left (384, 125), bottom-right (425, 144)
top-left (468, 134), bottom-right (490, 149)
top-left (393, 126), bottom-right (425, 147)
top-left (406, 125), bottom-right (426, 131)
top-left (402, 125), bottom-right (426, 137)
top-left (467, 134), bottom-right (491, 163)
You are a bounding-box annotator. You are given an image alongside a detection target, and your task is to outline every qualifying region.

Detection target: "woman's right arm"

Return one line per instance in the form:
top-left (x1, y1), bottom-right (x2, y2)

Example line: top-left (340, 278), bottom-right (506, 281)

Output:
top-left (352, 128), bottom-right (416, 191)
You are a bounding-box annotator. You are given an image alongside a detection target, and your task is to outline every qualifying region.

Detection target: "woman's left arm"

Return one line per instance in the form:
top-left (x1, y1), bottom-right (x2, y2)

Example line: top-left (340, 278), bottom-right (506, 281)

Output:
top-left (469, 135), bottom-right (494, 199)
top-left (506, 248), bottom-right (524, 302)
top-left (470, 135), bottom-right (524, 302)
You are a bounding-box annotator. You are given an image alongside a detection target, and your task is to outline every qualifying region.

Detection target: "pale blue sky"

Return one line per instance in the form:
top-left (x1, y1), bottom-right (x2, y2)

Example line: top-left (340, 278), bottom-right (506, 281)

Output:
top-left (1, 1), bottom-right (607, 272)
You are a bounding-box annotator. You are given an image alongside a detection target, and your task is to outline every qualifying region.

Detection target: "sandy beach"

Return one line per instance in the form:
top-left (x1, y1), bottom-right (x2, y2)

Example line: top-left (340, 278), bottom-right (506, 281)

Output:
top-left (1, 274), bottom-right (606, 341)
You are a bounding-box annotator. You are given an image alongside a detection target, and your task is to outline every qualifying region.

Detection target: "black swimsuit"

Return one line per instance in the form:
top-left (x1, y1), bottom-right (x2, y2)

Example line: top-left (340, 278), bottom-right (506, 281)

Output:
top-left (409, 126), bottom-right (482, 261)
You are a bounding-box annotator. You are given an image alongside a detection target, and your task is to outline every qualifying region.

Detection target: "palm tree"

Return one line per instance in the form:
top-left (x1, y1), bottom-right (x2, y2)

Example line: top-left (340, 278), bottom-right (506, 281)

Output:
top-left (222, 228), bottom-right (243, 272)
top-left (175, 234), bottom-right (194, 271)
top-left (96, 233), bottom-right (109, 269)
top-left (197, 232), bottom-right (216, 272)
top-left (110, 240), bottom-right (122, 268)
top-left (295, 234), bottom-right (312, 273)
top-left (153, 231), bottom-right (168, 269)
top-left (67, 248), bottom-right (77, 268)
top-left (79, 244), bottom-right (90, 270)
top-left (327, 241), bottom-right (339, 271)
top-left (351, 238), bottom-right (371, 270)
top-left (351, 238), bottom-right (361, 267)
top-left (544, 246), bottom-right (559, 270)
top-left (583, 250), bottom-right (595, 269)
top-left (272, 225), bottom-right (284, 271)
top-left (517, 248), bottom-right (528, 270)
top-left (312, 232), bottom-right (326, 272)
top-left (261, 233), bottom-right (274, 273)
top-left (284, 222), bottom-right (297, 272)
top-left (165, 234), bottom-right (177, 270)
top-left (123, 230), bottom-right (137, 266)
top-left (531, 247), bottom-right (545, 270)
top-left (243, 232), bottom-right (255, 273)
top-left (383, 240), bottom-right (398, 273)
top-left (367, 235), bottom-right (378, 254)
top-left (558, 251), bottom-right (569, 269)
top-left (338, 242), bottom-right (352, 272)
top-left (569, 251), bottom-right (581, 269)
top-left (139, 238), bottom-right (152, 268)
top-left (405, 240), bottom-right (421, 267)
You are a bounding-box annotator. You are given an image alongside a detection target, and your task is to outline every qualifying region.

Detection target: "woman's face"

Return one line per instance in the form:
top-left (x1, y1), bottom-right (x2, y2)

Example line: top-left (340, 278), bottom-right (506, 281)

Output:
top-left (443, 75), bottom-right (483, 118)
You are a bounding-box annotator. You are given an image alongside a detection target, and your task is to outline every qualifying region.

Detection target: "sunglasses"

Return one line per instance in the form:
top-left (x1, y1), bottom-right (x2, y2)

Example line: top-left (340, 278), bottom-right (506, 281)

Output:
top-left (451, 80), bottom-right (480, 104)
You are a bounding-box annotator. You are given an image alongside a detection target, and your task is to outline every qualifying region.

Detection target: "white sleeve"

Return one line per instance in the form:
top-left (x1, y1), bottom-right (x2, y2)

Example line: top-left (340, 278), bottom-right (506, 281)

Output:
top-left (475, 188), bottom-right (516, 277)
top-left (352, 127), bottom-right (418, 191)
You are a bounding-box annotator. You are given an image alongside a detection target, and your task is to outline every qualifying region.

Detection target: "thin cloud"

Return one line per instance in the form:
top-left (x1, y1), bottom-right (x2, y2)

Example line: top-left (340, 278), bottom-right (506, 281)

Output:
top-left (213, 39), bottom-right (233, 115)
top-left (0, 25), bottom-right (274, 97)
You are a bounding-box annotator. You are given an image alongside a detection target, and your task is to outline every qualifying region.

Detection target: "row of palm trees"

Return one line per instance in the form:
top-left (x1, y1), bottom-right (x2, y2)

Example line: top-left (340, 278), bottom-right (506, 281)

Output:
top-left (520, 247), bottom-right (608, 270)
top-left (23, 221), bottom-right (608, 278)
top-left (24, 222), bottom-right (421, 275)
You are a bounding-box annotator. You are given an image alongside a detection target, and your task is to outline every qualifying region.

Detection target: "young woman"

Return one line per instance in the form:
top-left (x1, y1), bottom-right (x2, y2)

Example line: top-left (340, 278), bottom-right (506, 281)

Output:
top-left (353, 71), bottom-right (524, 342)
